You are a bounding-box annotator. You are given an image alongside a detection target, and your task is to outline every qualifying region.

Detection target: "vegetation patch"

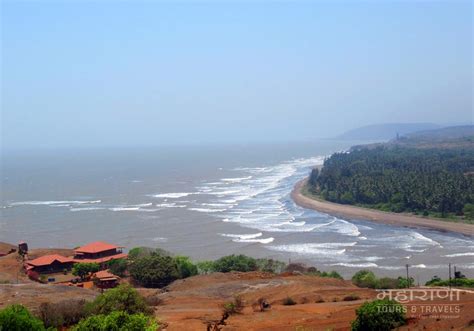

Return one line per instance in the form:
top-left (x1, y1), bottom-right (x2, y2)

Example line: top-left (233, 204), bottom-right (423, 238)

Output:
top-left (351, 299), bottom-right (406, 331)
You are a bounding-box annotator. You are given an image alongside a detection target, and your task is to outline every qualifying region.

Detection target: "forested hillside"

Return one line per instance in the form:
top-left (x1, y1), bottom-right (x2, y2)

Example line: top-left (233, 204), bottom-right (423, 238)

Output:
top-left (309, 145), bottom-right (474, 221)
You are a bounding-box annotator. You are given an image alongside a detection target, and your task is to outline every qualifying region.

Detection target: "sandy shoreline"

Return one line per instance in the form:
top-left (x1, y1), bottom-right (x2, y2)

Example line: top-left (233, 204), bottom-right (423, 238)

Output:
top-left (291, 178), bottom-right (474, 237)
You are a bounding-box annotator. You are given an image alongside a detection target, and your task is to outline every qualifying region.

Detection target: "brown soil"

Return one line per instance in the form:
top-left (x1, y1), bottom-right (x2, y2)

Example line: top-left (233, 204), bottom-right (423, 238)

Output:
top-left (292, 179), bottom-right (474, 237)
top-left (2, 243), bottom-right (473, 330)
top-left (0, 243), bottom-right (74, 284)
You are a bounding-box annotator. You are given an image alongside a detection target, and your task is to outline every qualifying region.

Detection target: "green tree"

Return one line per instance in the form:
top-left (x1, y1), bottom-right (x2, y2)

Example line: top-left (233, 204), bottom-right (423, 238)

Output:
top-left (107, 259), bottom-right (128, 277)
top-left (174, 256), bottom-right (198, 278)
top-left (0, 304), bottom-right (48, 331)
top-left (129, 252), bottom-right (179, 288)
top-left (85, 284), bottom-right (151, 316)
top-left (351, 299), bottom-right (406, 331)
top-left (352, 270), bottom-right (379, 289)
top-left (72, 263), bottom-right (100, 280)
top-left (72, 311), bottom-right (158, 331)
top-left (212, 254), bottom-right (258, 273)
top-left (196, 260), bottom-right (214, 274)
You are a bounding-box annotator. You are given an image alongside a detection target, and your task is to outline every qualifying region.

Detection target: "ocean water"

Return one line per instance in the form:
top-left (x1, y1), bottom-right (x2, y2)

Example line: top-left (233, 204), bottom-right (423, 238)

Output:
top-left (1, 141), bottom-right (473, 282)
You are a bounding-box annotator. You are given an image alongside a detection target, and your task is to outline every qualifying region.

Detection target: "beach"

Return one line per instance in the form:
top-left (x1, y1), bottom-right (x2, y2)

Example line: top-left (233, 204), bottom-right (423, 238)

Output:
top-left (292, 179), bottom-right (474, 237)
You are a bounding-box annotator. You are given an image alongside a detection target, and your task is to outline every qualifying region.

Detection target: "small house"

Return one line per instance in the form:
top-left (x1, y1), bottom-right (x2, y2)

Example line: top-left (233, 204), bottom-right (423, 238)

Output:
top-left (73, 241), bottom-right (127, 267)
top-left (26, 254), bottom-right (75, 274)
top-left (92, 270), bottom-right (119, 289)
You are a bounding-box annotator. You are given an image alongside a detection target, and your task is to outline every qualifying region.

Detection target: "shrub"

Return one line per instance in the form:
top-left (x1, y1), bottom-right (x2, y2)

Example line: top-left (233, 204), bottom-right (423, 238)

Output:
top-left (222, 296), bottom-right (244, 315)
top-left (39, 299), bottom-right (87, 328)
top-left (196, 260), bottom-right (214, 274)
top-left (212, 255), bottom-right (258, 273)
top-left (425, 277), bottom-right (474, 288)
top-left (85, 284), bottom-right (151, 316)
top-left (282, 296), bottom-right (296, 306)
top-left (72, 311), bottom-right (158, 331)
top-left (351, 299), bottom-right (406, 331)
top-left (256, 258), bottom-right (287, 274)
top-left (129, 252), bottom-right (179, 288)
top-left (174, 256), bottom-right (198, 278)
top-left (128, 247), bottom-right (171, 261)
top-left (378, 277), bottom-right (399, 289)
top-left (343, 294), bottom-right (360, 301)
top-left (72, 263), bottom-right (100, 280)
top-left (285, 263), bottom-right (308, 273)
top-left (351, 270), bottom-right (379, 289)
top-left (107, 259), bottom-right (128, 277)
top-left (320, 270), bottom-right (343, 280)
top-left (0, 304), bottom-right (48, 331)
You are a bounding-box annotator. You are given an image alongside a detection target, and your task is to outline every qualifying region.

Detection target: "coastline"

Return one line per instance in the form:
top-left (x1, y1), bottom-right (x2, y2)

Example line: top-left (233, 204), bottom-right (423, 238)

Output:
top-left (291, 178), bottom-right (474, 237)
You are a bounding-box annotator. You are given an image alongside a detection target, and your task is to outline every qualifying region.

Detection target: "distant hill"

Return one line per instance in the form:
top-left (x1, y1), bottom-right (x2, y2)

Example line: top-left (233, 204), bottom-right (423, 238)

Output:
top-left (337, 123), bottom-right (441, 141)
top-left (393, 125), bottom-right (474, 149)
top-left (350, 125), bottom-right (474, 151)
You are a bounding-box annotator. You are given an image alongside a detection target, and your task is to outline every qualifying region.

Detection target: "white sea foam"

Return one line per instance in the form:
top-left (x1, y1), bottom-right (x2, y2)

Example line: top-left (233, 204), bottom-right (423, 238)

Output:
top-left (443, 252), bottom-right (474, 257)
top-left (156, 203), bottom-right (186, 208)
top-left (221, 176), bottom-right (252, 183)
top-left (221, 232), bottom-right (263, 240)
top-left (109, 207), bottom-right (141, 211)
top-left (233, 237), bottom-right (274, 244)
top-left (151, 193), bottom-right (194, 199)
top-left (10, 200), bottom-right (101, 206)
top-left (70, 207), bottom-right (105, 212)
top-left (411, 264), bottom-right (427, 268)
top-left (331, 262), bottom-right (378, 268)
top-left (188, 208), bottom-right (227, 213)
top-left (268, 243), bottom-right (349, 256)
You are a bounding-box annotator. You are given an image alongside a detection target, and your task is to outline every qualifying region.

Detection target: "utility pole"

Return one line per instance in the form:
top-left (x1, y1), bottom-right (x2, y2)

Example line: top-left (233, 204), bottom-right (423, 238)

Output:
top-left (406, 264), bottom-right (410, 288)
top-left (448, 263), bottom-right (452, 290)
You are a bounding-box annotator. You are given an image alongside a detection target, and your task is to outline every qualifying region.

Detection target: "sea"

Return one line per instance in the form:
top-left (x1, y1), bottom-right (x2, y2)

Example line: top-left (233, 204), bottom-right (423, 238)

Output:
top-left (1, 140), bottom-right (473, 282)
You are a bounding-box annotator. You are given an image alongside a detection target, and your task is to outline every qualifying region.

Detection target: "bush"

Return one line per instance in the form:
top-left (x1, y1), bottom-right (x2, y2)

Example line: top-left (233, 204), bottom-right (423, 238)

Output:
top-left (222, 296), bottom-right (244, 315)
top-left (425, 277), bottom-right (474, 288)
top-left (128, 247), bottom-right (171, 261)
top-left (320, 271), bottom-right (343, 280)
top-left (343, 294), bottom-right (360, 301)
top-left (129, 252), bottom-right (179, 288)
top-left (107, 259), bottom-right (128, 277)
top-left (212, 255), bottom-right (257, 273)
top-left (85, 284), bottom-right (151, 316)
top-left (196, 260), bottom-right (214, 274)
top-left (256, 258), bottom-right (287, 274)
top-left (39, 299), bottom-right (86, 328)
top-left (72, 263), bottom-right (100, 280)
top-left (0, 304), bottom-right (48, 331)
top-left (72, 311), bottom-right (158, 331)
top-left (282, 296), bottom-right (296, 306)
top-left (352, 270), bottom-right (379, 289)
top-left (351, 299), bottom-right (406, 331)
top-left (174, 256), bottom-right (198, 278)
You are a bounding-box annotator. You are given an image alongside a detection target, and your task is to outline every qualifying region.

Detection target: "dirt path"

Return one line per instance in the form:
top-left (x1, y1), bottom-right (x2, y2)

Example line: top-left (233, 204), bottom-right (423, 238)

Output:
top-left (291, 179), bottom-right (474, 237)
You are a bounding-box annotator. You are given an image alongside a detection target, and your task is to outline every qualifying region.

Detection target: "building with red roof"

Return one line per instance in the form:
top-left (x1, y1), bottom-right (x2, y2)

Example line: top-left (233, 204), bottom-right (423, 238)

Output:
top-left (92, 269), bottom-right (119, 289)
top-left (74, 241), bottom-right (127, 265)
top-left (26, 254), bottom-right (75, 274)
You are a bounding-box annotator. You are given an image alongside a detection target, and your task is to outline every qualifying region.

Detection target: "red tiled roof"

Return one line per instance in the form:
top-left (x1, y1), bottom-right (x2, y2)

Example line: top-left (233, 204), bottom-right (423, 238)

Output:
top-left (75, 241), bottom-right (121, 254)
top-left (27, 254), bottom-right (74, 267)
top-left (73, 253), bottom-right (128, 264)
top-left (93, 270), bottom-right (118, 280)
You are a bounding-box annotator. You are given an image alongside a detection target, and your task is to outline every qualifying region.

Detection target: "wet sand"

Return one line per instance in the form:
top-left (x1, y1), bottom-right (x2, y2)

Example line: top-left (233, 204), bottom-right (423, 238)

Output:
top-left (292, 179), bottom-right (474, 237)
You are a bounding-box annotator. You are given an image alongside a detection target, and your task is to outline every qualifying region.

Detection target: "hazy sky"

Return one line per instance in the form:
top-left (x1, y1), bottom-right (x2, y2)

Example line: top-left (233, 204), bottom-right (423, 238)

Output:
top-left (1, 1), bottom-right (472, 149)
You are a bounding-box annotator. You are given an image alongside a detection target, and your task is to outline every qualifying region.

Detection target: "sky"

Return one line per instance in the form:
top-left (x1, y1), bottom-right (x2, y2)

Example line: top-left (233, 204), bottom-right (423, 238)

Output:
top-left (1, 1), bottom-right (472, 150)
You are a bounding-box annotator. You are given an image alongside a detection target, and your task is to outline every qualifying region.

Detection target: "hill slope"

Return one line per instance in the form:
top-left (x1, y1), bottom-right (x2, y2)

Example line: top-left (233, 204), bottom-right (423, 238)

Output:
top-left (337, 123), bottom-right (441, 141)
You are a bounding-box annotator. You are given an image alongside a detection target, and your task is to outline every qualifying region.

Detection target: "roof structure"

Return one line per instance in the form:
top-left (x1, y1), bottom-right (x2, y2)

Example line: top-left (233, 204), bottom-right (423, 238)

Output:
top-left (93, 270), bottom-right (119, 281)
top-left (27, 254), bottom-right (74, 267)
top-left (73, 253), bottom-right (128, 264)
top-left (75, 241), bottom-right (121, 254)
